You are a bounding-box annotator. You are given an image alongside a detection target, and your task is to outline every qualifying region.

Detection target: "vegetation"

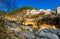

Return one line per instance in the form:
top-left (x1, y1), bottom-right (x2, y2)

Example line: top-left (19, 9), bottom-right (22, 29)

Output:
top-left (38, 15), bottom-right (60, 29)
top-left (8, 6), bottom-right (37, 15)
top-left (52, 15), bottom-right (60, 28)
top-left (0, 11), bottom-right (7, 17)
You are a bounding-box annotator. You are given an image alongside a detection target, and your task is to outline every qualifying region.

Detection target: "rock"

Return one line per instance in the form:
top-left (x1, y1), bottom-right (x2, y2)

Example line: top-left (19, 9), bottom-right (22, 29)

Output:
top-left (1, 17), bottom-right (59, 39)
top-left (36, 28), bottom-right (59, 39)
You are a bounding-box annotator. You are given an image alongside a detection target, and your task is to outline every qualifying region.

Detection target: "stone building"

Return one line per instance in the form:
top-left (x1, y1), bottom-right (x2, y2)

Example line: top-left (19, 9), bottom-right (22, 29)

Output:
top-left (57, 6), bottom-right (60, 14)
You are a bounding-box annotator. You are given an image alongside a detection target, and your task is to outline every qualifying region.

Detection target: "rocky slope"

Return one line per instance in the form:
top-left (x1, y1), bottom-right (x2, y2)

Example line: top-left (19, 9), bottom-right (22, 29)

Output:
top-left (0, 18), bottom-right (60, 39)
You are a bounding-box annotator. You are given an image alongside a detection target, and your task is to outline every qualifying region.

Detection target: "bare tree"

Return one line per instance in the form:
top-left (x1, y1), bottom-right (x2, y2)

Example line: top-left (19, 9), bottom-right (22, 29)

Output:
top-left (0, 0), bottom-right (17, 12)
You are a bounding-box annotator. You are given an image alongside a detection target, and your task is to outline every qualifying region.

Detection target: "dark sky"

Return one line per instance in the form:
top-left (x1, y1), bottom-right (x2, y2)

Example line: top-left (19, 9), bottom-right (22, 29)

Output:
top-left (0, 0), bottom-right (60, 11)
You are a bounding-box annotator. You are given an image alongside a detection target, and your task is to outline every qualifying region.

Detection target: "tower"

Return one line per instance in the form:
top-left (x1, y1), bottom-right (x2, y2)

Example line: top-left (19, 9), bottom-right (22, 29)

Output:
top-left (57, 6), bottom-right (60, 14)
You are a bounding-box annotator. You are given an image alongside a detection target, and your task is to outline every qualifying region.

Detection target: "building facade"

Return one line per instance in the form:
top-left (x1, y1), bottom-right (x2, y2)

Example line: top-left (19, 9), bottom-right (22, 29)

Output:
top-left (57, 6), bottom-right (60, 14)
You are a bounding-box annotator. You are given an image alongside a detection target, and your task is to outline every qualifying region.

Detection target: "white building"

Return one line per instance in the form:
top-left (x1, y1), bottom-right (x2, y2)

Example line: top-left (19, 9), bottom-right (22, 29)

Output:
top-left (26, 10), bottom-right (30, 15)
top-left (26, 9), bottom-right (40, 15)
top-left (39, 9), bottom-right (51, 15)
top-left (39, 9), bottom-right (44, 12)
top-left (26, 9), bottom-right (51, 16)
top-left (57, 6), bottom-right (60, 14)
top-left (46, 9), bottom-right (51, 14)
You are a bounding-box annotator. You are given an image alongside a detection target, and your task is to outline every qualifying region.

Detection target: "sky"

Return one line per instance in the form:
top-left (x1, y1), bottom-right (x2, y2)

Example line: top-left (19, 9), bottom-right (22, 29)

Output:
top-left (16, 0), bottom-right (60, 10)
top-left (0, 0), bottom-right (60, 11)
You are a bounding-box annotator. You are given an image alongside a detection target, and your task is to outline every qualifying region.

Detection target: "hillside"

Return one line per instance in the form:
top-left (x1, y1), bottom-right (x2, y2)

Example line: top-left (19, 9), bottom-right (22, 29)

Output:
top-left (8, 6), bottom-right (37, 15)
top-left (0, 11), bottom-right (7, 16)
top-left (0, 17), bottom-right (60, 39)
top-left (0, 6), bottom-right (60, 39)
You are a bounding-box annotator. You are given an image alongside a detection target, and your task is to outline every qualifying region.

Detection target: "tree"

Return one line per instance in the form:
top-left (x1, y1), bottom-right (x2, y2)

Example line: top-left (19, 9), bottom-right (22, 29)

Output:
top-left (52, 15), bottom-right (60, 28)
top-left (18, 6), bottom-right (37, 11)
top-left (0, 0), bottom-right (17, 12)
